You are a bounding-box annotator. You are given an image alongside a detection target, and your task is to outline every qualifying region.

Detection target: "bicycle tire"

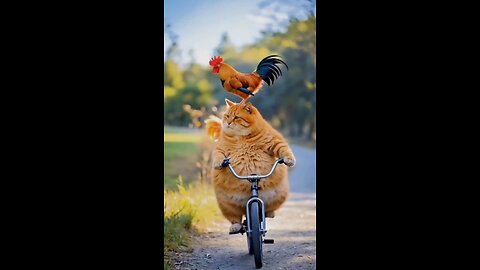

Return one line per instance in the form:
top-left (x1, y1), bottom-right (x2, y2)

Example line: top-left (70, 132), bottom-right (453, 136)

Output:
top-left (247, 233), bottom-right (253, 255)
top-left (250, 202), bottom-right (263, 268)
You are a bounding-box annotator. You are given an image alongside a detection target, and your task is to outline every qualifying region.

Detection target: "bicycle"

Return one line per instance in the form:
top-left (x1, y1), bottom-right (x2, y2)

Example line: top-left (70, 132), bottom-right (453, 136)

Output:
top-left (221, 157), bottom-right (286, 269)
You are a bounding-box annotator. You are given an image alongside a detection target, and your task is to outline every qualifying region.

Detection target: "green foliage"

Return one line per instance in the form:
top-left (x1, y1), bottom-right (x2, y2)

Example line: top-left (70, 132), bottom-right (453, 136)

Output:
top-left (164, 59), bottom-right (185, 90)
top-left (164, 176), bottom-right (222, 268)
top-left (214, 32), bottom-right (237, 57)
top-left (164, 177), bottom-right (194, 268)
top-left (164, 133), bottom-right (201, 190)
top-left (164, 16), bottom-right (317, 141)
top-left (164, 207), bottom-right (193, 250)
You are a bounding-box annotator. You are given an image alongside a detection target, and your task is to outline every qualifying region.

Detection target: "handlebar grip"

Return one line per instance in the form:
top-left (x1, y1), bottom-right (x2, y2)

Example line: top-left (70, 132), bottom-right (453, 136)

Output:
top-left (221, 158), bottom-right (230, 167)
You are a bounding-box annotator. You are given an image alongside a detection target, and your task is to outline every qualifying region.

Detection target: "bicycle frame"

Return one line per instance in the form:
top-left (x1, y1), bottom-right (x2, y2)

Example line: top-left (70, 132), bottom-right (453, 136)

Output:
top-left (223, 158), bottom-right (285, 237)
top-left (246, 195), bottom-right (267, 236)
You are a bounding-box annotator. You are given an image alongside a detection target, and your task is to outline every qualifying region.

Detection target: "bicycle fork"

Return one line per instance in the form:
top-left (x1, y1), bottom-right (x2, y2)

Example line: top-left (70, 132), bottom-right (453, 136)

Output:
top-left (245, 181), bottom-right (274, 244)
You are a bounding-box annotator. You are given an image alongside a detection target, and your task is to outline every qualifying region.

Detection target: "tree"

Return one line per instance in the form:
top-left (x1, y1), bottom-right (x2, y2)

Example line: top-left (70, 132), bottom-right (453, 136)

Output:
top-left (214, 33), bottom-right (237, 59)
top-left (163, 14), bottom-right (317, 142)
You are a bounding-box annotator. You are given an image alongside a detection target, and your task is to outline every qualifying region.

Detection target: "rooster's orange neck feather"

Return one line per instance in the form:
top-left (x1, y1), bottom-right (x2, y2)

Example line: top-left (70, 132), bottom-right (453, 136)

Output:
top-left (218, 63), bottom-right (240, 80)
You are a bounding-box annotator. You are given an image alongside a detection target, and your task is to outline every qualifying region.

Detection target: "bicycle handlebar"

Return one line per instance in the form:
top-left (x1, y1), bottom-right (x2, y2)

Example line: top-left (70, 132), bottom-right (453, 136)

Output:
top-left (221, 158), bottom-right (285, 181)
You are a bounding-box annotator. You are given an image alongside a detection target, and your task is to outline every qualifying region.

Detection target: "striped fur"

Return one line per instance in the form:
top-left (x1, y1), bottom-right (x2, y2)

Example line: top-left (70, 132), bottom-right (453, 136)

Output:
top-left (209, 99), bottom-right (296, 228)
top-left (204, 115), bottom-right (222, 141)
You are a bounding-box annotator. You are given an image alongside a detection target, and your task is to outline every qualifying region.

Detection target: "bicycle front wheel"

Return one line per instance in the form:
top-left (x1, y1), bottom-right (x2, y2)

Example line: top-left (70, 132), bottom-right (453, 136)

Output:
top-left (250, 201), bottom-right (263, 268)
top-left (247, 231), bottom-right (253, 255)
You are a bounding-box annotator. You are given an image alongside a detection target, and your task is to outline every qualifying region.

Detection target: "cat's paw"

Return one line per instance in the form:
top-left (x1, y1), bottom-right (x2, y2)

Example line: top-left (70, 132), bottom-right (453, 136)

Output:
top-left (213, 157), bottom-right (230, 170)
top-left (229, 223), bottom-right (242, 233)
top-left (282, 155), bottom-right (296, 167)
top-left (266, 211), bottom-right (275, 218)
top-left (213, 161), bottom-right (223, 170)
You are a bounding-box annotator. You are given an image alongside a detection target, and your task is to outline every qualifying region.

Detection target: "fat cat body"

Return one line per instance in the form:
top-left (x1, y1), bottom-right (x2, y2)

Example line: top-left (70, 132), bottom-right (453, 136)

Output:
top-left (206, 99), bottom-right (296, 233)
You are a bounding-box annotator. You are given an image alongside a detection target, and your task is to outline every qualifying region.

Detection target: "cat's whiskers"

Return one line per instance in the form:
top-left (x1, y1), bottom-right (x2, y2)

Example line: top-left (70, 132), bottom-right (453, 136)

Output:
top-left (211, 100), bottom-right (294, 229)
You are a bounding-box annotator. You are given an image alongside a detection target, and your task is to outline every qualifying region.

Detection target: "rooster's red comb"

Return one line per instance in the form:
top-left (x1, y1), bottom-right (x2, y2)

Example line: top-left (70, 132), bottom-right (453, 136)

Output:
top-left (209, 56), bottom-right (223, 66)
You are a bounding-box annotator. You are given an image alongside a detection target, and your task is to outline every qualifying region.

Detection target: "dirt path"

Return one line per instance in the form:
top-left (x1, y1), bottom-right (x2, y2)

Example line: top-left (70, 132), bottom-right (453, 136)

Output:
top-left (175, 145), bottom-right (317, 269)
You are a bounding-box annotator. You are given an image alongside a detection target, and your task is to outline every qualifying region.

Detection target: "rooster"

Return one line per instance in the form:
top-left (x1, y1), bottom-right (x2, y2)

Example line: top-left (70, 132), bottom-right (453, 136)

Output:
top-left (209, 55), bottom-right (288, 104)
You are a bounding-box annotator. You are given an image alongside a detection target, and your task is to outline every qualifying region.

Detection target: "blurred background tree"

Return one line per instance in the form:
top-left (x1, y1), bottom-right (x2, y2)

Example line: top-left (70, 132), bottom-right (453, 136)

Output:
top-left (164, 2), bottom-right (316, 266)
top-left (164, 4), bottom-right (316, 143)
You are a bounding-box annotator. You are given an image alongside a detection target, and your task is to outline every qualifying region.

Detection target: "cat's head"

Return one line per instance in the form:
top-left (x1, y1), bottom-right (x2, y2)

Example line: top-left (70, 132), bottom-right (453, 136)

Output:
top-left (221, 98), bottom-right (263, 136)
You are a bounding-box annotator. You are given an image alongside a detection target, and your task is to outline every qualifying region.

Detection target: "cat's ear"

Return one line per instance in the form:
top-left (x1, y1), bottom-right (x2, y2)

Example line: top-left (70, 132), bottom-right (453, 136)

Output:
top-left (225, 98), bottom-right (236, 108)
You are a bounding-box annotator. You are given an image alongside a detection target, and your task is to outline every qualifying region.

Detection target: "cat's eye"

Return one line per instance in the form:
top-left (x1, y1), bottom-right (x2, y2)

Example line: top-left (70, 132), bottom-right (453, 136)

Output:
top-left (245, 107), bottom-right (252, 113)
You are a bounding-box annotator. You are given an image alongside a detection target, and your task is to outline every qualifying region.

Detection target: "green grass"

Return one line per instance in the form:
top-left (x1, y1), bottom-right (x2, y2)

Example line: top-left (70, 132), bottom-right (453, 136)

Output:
top-left (164, 125), bottom-right (204, 134)
top-left (164, 194), bottom-right (193, 269)
top-left (163, 128), bottom-right (222, 268)
top-left (164, 205), bottom-right (193, 251)
top-left (164, 132), bottom-right (202, 190)
top-left (163, 177), bottom-right (221, 269)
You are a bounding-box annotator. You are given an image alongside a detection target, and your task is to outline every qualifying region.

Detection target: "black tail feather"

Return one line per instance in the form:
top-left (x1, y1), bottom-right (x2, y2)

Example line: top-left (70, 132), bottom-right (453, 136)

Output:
top-left (238, 87), bottom-right (255, 96)
top-left (254, 55), bottom-right (288, 86)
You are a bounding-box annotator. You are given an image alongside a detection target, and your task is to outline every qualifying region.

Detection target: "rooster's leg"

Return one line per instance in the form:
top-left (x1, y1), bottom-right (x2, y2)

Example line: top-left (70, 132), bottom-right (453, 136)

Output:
top-left (239, 96), bottom-right (251, 105)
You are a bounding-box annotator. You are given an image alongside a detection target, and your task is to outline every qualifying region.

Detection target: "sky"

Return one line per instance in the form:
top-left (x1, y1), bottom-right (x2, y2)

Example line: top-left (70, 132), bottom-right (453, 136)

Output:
top-left (164, 0), bottom-right (315, 67)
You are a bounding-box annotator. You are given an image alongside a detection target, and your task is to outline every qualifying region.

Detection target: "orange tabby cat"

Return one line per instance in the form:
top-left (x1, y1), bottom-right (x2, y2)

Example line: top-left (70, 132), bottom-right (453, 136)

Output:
top-left (205, 98), bottom-right (296, 233)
